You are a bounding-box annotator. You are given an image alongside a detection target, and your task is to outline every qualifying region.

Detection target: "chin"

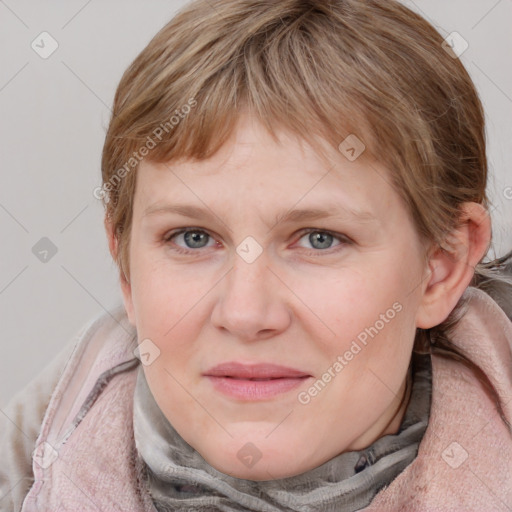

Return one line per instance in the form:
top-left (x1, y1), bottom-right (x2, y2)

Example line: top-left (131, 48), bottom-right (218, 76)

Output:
top-left (197, 437), bottom-right (317, 481)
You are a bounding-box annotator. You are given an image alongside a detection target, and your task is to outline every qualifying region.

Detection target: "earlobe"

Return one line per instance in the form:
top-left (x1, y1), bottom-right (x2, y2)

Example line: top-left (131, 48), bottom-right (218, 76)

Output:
top-left (104, 216), bottom-right (136, 327)
top-left (415, 202), bottom-right (491, 329)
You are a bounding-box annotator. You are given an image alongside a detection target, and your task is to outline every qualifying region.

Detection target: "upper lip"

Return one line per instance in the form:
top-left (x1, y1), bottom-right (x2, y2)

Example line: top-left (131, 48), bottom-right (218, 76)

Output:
top-left (203, 362), bottom-right (310, 379)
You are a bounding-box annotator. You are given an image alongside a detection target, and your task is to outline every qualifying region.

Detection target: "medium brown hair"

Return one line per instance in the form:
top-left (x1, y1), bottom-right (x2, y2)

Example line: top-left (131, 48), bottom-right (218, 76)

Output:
top-left (100, 0), bottom-right (512, 430)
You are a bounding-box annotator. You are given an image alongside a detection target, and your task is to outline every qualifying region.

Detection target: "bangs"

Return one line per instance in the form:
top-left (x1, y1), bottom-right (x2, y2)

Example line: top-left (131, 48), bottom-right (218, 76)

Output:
top-left (105, 1), bottom-right (398, 171)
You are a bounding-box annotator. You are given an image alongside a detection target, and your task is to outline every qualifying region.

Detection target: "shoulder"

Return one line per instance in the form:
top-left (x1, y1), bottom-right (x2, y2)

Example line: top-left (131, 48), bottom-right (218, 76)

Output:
top-left (31, 303), bottom-right (137, 450)
top-left (20, 306), bottom-right (148, 511)
top-left (451, 286), bottom-right (512, 419)
top-left (0, 338), bottom-right (75, 512)
top-left (459, 285), bottom-right (512, 363)
top-left (0, 305), bottom-right (136, 512)
top-left (367, 287), bottom-right (512, 510)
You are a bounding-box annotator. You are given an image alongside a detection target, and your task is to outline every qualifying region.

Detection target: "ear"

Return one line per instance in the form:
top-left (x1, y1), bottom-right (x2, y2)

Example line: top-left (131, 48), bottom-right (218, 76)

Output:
top-left (104, 216), bottom-right (136, 326)
top-left (415, 202), bottom-right (491, 329)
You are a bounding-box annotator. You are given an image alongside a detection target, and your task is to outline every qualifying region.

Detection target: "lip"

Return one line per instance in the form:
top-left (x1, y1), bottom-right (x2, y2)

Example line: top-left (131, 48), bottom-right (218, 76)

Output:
top-left (203, 362), bottom-right (312, 401)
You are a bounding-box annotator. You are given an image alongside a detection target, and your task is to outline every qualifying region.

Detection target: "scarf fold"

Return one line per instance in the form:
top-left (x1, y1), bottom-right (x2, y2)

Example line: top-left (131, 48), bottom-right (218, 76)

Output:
top-left (133, 350), bottom-right (432, 512)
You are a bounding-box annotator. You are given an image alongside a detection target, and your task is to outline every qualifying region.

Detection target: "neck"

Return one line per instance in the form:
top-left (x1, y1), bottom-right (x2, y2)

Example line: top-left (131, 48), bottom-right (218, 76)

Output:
top-left (381, 365), bottom-right (413, 437)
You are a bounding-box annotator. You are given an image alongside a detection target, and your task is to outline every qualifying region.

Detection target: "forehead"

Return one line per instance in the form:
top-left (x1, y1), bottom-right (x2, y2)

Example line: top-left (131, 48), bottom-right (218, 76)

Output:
top-left (133, 114), bottom-right (401, 227)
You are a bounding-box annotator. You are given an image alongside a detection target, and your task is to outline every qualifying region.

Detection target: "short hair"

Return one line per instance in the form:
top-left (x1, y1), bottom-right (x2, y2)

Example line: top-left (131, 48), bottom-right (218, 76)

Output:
top-left (100, 0), bottom-right (511, 431)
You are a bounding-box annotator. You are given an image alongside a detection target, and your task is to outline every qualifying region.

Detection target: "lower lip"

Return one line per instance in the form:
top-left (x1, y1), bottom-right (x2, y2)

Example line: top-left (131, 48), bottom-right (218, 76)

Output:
top-left (205, 376), bottom-right (311, 400)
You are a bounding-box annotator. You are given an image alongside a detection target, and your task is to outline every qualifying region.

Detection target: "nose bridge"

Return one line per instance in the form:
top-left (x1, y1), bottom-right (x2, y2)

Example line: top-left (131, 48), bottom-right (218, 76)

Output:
top-left (226, 248), bottom-right (270, 309)
top-left (211, 247), bottom-right (290, 339)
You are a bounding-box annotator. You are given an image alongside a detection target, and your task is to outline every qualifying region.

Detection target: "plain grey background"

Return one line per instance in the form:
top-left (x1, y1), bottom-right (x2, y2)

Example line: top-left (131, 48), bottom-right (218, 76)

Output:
top-left (1, 0), bottom-right (511, 408)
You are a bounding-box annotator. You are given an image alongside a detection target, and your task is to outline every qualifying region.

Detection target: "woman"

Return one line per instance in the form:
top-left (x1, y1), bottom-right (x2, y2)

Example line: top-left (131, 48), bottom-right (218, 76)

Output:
top-left (2, 0), bottom-right (511, 510)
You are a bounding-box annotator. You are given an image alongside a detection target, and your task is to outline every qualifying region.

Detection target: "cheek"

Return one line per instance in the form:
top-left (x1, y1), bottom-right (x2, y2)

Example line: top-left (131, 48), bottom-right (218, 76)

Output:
top-left (130, 253), bottom-right (213, 337)
top-left (301, 269), bottom-right (399, 335)
top-left (316, 294), bottom-right (414, 410)
top-left (309, 263), bottom-right (417, 360)
top-left (143, 363), bottom-right (211, 437)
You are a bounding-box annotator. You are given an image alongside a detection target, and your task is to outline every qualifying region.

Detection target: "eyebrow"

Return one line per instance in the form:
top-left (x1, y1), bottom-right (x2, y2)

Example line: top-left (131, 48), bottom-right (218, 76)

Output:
top-left (142, 203), bottom-right (378, 226)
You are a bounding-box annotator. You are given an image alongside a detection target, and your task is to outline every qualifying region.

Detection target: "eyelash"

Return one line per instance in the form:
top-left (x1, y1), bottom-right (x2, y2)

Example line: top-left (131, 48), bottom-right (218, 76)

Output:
top-left (163, 228), bottom-right (351, 256)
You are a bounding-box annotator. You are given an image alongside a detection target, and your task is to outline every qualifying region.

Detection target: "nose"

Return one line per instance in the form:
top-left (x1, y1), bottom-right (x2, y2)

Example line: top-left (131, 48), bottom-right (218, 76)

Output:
top-left (210, 251), bottom-right (292, 342)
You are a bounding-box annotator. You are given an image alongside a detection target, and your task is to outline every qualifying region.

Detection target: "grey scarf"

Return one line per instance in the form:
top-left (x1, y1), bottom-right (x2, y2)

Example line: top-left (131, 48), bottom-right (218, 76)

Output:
top-left (133, 351), bottom-right (432, 512)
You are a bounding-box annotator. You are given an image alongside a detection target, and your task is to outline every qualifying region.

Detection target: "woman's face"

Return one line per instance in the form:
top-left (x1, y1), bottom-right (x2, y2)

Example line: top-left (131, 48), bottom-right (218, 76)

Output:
top-left (121, 114), bottom-right (430, 480)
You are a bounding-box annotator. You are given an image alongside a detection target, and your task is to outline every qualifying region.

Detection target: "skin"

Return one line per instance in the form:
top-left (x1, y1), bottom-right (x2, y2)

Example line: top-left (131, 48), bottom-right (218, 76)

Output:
top-left (106, 113), bottom-right (491, 480)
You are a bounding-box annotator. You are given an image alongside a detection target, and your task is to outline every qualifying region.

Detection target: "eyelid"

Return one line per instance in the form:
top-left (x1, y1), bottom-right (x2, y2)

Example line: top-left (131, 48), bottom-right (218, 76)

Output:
top-left (164, 227), bottom-right (219, 250)
top-left (294, 228), bottom-right (350, 251)
top-left (164, 226), bottom-right (351, 255)
top-left (164, 227), bottom-right (211, 242)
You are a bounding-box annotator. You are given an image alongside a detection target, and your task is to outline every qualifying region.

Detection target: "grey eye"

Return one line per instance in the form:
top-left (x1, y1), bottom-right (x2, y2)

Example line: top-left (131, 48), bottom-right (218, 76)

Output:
top-left (306, 231), bottom-right (335, 250)
top-left (183, 230), bottom-right (210, 248)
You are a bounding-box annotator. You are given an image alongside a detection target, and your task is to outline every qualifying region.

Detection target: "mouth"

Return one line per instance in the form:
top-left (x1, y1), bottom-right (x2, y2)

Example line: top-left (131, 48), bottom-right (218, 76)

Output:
top-left (203, 362), bottom-right (312, 401)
